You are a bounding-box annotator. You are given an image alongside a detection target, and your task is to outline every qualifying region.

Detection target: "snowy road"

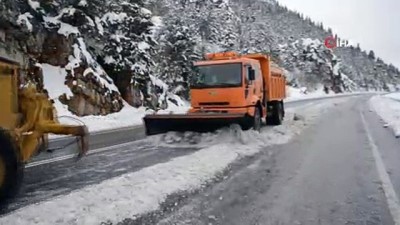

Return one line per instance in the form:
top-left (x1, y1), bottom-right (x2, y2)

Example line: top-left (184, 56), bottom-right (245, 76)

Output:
top-left (2, 94), bottom-right (396, 225)
top-left (2, 97), bottom-right (331, 215)
top-left (155, 96), bottom-right (400, 225)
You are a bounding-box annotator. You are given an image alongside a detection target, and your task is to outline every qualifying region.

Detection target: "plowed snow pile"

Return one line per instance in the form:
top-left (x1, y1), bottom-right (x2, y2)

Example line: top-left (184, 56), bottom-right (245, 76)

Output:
top-left (370, 95), bottom-right (400, 137)
top-left (0, 98), bottom-right (349, 225)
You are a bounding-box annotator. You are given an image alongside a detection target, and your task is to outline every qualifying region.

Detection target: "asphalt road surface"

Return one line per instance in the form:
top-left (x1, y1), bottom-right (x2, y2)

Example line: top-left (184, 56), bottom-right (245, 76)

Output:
top-left (155, 95), bottom-right (400, 225)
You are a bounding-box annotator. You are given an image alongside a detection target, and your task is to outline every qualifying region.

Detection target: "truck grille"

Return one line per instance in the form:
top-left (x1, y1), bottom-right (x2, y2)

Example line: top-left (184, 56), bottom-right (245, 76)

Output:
top-left (199, 102), bottom-right (229, 106)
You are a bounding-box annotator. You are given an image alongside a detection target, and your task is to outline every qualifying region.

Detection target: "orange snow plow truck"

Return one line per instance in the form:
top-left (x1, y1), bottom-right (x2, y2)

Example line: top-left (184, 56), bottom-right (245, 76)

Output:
top-left (143, 52), bottom-right (286, 135)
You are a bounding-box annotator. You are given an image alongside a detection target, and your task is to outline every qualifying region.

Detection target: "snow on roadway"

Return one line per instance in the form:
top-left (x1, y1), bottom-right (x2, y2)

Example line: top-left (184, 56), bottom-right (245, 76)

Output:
top-left (0, 98), bottom-right (349, 225)
top-left (285, 86), bottom-right (372, 102)
top-left (370, 94), bottom-right (400, 137)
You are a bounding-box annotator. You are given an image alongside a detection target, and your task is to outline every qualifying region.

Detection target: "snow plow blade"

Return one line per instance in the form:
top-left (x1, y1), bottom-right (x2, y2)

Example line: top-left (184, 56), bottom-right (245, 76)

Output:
top-left (143, 113), bottom-right (250, 135)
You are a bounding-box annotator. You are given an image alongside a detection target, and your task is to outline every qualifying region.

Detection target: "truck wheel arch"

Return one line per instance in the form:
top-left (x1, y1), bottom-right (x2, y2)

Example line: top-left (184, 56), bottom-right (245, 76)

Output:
top-left (247, 101), bottom-right (263, 117)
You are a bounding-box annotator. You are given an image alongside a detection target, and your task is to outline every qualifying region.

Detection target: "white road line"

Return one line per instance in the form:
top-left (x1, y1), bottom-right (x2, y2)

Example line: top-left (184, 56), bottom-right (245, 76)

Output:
top-left (360, 111), bottom-right (400, 225)
top-left (26, 141), bottom-right (138, 168)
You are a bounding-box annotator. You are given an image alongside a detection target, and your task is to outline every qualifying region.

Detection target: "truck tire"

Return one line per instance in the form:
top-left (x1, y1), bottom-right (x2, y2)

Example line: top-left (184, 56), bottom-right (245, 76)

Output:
top-left (241, 107), bottom-right (262, 132)
top-left (0, 129), bottom-right (24, 208)
top-left (267, 102), bottom-right (284, 126)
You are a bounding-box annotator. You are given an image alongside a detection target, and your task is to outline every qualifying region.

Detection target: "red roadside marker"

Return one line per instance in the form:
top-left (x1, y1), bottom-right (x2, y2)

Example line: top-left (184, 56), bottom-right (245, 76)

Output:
top-left (325, 36), bottom-right (337, 49)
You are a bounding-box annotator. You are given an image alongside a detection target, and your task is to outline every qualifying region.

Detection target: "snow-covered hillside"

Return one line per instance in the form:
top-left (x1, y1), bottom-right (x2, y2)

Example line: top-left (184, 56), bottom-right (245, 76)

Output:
top-left (0, 0), bottom-right (399, 125)
top-left (148, 0), bottom-right (399, 94)
top-left (279, 38), bottom-right (357, 92)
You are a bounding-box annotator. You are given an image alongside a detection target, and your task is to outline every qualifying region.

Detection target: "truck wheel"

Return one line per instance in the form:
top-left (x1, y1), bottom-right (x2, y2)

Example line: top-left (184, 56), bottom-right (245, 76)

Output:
top-left (0, 129), bottom-right (24, 208)
top-left (253, 107), bottom-right (262, 132)
top-left (267, 102), bottom-right (283, 126)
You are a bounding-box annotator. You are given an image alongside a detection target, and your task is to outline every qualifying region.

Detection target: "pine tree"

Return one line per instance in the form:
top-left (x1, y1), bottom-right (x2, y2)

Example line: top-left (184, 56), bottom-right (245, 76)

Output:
top-left (187, 0), bottom-right (239, 52)
top-left (368, 50), bottom-right (375, 60)
top-left (101, 0), bottom-right (157, 107)
top-left (155, 14), bottom-right (202, 99)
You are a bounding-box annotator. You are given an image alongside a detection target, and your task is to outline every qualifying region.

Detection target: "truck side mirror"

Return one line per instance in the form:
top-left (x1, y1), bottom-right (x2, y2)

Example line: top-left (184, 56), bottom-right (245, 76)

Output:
top-left (249, 69), bottom-right (256, 81)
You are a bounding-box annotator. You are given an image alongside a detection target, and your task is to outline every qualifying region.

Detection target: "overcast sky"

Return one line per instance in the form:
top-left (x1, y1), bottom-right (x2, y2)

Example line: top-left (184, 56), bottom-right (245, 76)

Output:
top-left (277, 0), bottom-right (400, 68)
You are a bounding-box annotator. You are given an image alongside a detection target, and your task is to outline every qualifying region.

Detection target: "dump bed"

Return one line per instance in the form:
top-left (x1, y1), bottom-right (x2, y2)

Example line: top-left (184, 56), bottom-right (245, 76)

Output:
top-left (244, 54), bottom-right (286, 101)
top-left (269, 65), bottom-right (286, 101)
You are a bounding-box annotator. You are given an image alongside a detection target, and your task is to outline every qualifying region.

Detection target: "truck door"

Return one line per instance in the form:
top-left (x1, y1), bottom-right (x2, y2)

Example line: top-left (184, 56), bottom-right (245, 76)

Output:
top-left (244, 65), bottom-right (254, 101)
top-left (245, 64), bottom-right (262, 101)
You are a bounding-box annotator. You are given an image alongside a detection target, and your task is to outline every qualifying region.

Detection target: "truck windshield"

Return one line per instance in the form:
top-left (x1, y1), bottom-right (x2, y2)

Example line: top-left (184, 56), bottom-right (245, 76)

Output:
top-left (191, 63), bottom-right (242, 88)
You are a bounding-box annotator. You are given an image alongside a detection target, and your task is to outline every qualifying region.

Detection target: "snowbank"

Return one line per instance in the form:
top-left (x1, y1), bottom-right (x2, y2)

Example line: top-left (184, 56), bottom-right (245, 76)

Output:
top-left (286, 86), bottom-right (329, 101)
top-left (385, 93), bottom-right (400, 101)
top-left (53, 100), bottom-right (147, 132)
top-left (285, 86), bottom-right (375, 102)
top-left (370, 95), bottom-right (400, 137)
top-left (0, 98), bottom-right (348, 225)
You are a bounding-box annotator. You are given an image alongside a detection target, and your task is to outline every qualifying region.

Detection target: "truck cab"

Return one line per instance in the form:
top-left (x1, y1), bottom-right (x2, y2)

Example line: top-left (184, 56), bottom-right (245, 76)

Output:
top-left (190, 57), bottom-right (263, 117)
